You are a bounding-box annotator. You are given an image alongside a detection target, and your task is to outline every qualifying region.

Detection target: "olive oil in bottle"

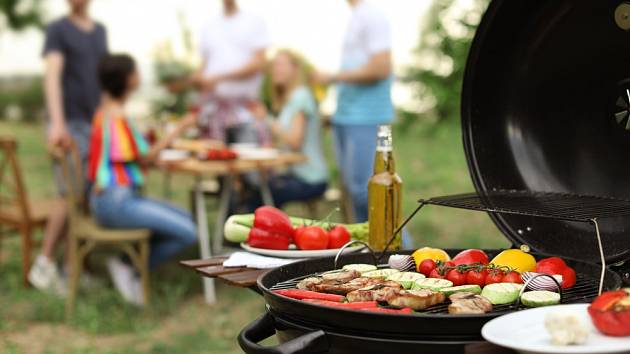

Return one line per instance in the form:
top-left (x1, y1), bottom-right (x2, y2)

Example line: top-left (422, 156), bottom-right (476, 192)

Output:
top-left (368, 125), bottom-right (403, 251)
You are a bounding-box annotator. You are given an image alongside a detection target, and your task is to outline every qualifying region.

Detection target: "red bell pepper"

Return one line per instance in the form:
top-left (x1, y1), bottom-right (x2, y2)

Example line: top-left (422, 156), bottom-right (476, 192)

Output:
top-left (302, 299), bottom-right (378, 309)
top-left (253, 206), bottom-right (295, 241)
top-left (588, 290), bottom-right (630, 336)
top-left (361, 307), bottom-right (414, 314)
top-left (273, 289), bottom-right (345, 302)
top-left (247, 228), bottom-right (290, 250)
top-left (452, 249), bottom-right (489, 265)
top-left (535, 257), bottom-right (576, 289)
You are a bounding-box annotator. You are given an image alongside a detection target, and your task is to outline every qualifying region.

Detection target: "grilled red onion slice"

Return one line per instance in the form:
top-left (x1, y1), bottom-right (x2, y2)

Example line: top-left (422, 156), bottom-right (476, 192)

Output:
top-left (388, 254), bottom-right (416, 272)
top-left (521, 272), bottom-right (563, 291)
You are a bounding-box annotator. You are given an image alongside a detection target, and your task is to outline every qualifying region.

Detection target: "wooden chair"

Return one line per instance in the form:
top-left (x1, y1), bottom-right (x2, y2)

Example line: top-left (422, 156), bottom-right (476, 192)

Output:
top-left (52, 141), bottom-right (151, 317)
top-left (0, 136), bottom-right (61, 286)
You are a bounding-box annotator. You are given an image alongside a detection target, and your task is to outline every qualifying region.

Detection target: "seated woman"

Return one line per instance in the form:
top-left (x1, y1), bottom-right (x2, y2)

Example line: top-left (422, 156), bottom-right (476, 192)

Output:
top-left (88, 54), bottom-right (197, 305)
top-left (250, 50), bottom-right (328, 209)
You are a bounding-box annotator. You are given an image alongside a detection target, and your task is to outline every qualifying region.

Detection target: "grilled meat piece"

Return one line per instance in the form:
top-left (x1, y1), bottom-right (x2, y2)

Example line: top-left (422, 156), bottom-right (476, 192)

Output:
top-left (297, 277), bottom-right (323, 290)
top-left (346, 282), bottom-right (403, 302)
top-left (313, 277), bottom-right (385, 295)
top-left (448, 292), bottom-right (493, 314)
top-left (321, 270), bottom-right (361, 282)
top-left (385, 289), bottom-right (446, 310)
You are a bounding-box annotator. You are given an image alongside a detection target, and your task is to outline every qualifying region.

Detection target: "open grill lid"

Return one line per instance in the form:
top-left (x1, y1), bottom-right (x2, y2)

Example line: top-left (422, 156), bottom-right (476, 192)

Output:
top-left (461, 0), bottom-right (630, 264)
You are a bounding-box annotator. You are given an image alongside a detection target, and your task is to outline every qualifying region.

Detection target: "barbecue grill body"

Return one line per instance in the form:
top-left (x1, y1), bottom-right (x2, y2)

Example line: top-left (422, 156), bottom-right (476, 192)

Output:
top-left (462, 0), bottom-right (630, 264)
top-left (238, 251), bottom-right (621, 354)
top-left (239, 0), bottom-right (630, 352)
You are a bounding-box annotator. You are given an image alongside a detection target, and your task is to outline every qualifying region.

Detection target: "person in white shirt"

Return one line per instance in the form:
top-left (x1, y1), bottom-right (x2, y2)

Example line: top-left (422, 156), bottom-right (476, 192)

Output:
top-left (314, 0), bottom-right (393, 222)
top-left (192, 0), bottom-right (270, 144)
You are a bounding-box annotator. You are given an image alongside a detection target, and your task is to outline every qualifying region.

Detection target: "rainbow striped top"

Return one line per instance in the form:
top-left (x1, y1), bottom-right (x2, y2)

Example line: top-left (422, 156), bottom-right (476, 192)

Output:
top-left (87, 111), bottom-right (149, 188)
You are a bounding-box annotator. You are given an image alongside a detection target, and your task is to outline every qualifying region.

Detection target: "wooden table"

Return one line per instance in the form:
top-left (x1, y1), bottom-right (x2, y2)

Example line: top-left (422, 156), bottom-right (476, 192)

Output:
top-left (181, 256), bottom-right (518, 354)
top-left (161, 153), bottom-right (306, 304)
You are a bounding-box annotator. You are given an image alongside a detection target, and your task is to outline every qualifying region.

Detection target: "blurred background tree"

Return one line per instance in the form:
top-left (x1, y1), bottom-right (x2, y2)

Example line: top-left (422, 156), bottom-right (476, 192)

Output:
top-left (399, 0), bottom-right (489, 127)
top-left (0, 0), bottom-right (44, 31)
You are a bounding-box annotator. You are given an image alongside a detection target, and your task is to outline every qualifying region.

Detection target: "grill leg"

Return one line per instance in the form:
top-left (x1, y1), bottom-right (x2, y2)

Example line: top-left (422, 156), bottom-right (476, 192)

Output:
top-left (195, 180), bottom-right (216, 305)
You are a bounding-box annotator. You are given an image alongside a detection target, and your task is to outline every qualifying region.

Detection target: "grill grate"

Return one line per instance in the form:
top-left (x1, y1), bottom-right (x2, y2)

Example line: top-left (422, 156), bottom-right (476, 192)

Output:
top-left (417, 190), bottom-right (630, 222)
top-left (269, 272), bottom-right (600, 316)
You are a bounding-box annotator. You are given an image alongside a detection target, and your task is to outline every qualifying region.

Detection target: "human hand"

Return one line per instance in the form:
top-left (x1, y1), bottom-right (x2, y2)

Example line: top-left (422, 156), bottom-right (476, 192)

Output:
top-left (312, 71), bottom-right (336, 85)
top-left (48, 122), bottom-right (70, 150)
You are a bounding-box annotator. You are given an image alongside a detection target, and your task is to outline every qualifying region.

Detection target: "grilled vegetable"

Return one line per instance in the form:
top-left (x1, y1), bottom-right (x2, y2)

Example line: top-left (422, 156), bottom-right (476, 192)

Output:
top-left (386, 272), bottom-right (426, 289)
top-left (388, 254), bottom-right (416, 272)
top-left (490, 248), bottom-right (536, 273)
top-left (412, 278), bottom-right (453, 291)
top-left (361, 307), bottom-right (414, 314)
top-left (535, 257), bottom-right (576, 289)
top-left (273, 289), bottom-right (344, 302)
top-left (588, 289), bottom-right (630, 336)
top-left (480, 283), bottom-right (523, 305)
top-left (363, 269), bottom-right (400, 279)
top-left (520, 290), bottom-right (561, 307)
top-left (521, 272), bottom-right (563, 291)
top-left (302, 299), bottom-right (378, 309)
top-left (417, 259), bottom-right (437, 276)
top-left (412, 247), bottom-right (451, 265)
top-left (342, 264), bottom-right (378, 273)
top-left (440, 285), bottom-right (482, 297)
top-left (452, 249), bottom-right (489, 265)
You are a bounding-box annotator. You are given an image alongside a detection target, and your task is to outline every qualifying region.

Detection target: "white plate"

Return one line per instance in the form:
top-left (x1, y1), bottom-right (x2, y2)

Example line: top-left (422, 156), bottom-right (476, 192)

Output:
top-left (159, 149), bottom-right (189, 162)
top-left (232, 147), bottom-right (279, 160)
top-left (240, 243), bottom-right (364, 258)
top-left (482, 304), bottom-right (630, 354)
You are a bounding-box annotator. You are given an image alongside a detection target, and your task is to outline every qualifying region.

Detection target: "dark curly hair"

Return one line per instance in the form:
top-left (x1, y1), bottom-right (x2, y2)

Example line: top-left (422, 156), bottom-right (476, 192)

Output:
top-left (98, 54), bottom-right (136, 99)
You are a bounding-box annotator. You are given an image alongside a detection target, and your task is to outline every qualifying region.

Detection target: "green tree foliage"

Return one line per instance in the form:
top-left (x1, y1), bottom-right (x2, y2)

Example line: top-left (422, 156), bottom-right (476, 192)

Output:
top-left (0, 0), bottom-right (44, 31)
top-left (400, 0), bottom-right (489, 126)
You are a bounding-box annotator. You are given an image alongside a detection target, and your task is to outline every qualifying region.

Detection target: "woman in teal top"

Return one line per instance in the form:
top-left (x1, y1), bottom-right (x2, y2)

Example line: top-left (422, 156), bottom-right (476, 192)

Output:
top-left (251, 50), bottom-right (328, 208)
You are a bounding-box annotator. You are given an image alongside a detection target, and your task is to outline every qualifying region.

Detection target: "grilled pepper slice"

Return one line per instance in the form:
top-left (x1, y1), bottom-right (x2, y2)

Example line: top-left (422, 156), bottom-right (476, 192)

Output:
top-left (588, 290), bottom-right (630, 336)
top-left (273, 289), bottom-right (345, 302)
top-left (302, 299), bottom-right (378, 309)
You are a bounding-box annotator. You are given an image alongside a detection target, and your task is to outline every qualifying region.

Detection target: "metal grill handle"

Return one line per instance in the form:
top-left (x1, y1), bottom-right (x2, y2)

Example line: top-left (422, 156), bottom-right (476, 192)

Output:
top-left (334, 241), bottom-right (377, 269)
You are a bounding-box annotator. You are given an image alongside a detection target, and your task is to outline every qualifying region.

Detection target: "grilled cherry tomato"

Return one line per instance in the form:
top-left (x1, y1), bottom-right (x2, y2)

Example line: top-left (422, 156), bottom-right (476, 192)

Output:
top-left (502, 271), bottom-right (523, 284)
top-left (417, 259), bottom-right (437, 276)
top-left (446, 269), bottom-right (467, 286)
top-left (444, 261), bottom-right (456, 268)
top-left (429, 268), bottom-right (444, 279)
top-left (296, 226), bottom-right (329, 250)
top-left (485, 270), bottom-right (505, 285)
top-left (466, 269), bottom-right (487, 287)
top-left (327, 225), bottom-right (351, 249)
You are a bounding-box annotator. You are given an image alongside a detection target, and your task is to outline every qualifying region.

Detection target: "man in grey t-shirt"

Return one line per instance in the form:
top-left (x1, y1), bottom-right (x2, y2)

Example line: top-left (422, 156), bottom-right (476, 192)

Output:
top-left (29, 0), bottom-right (107, 295)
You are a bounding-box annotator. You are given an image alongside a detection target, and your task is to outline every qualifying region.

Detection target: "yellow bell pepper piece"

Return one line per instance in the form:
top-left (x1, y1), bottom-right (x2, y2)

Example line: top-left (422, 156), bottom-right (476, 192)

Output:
top-left (412, 247), bottom-right (451, 264)
top-left (490, 249), bottom-right (536, 272)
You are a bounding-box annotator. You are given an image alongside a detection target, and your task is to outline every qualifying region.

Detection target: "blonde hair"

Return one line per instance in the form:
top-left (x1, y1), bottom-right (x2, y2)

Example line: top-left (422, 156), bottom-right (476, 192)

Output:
top-left (269, 49), bottom-right (309, 113)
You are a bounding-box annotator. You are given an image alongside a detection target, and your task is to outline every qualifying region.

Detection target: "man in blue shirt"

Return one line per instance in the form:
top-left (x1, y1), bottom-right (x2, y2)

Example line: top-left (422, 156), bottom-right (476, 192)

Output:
top-left (315, 0), bottom-right (393, 222)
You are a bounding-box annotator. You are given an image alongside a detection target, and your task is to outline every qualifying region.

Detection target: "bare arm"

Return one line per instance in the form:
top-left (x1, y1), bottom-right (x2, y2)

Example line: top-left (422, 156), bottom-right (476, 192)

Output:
top-left (335, 51), bottom-right (392, 84)
top-left (198, 49), bottom-right (267, 91)
top-left (44, 52), bottom-right (69, 148)
top-left (143, 113), bottom-right (197, 164)
top-left (273, 112), bottom-right (306, 151)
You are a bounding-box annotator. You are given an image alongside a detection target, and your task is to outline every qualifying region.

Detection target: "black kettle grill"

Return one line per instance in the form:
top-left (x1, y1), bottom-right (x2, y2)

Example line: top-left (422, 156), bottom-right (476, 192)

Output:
top-left (237, 1), bottom-right (630, 353)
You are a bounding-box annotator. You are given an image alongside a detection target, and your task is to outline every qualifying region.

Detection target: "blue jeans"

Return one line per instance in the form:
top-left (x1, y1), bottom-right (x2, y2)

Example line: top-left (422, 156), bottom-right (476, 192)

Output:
top-left (333, 124), bottom-right (378, 222)
top-left (91, 186), bottom-right (197, 270)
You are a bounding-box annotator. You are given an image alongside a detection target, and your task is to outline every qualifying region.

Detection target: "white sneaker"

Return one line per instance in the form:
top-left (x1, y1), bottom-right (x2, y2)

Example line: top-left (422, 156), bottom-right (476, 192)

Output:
top-left (28, 255), bottom-right (68, 298)
top-left (106, 257), bottom-right (144, 306)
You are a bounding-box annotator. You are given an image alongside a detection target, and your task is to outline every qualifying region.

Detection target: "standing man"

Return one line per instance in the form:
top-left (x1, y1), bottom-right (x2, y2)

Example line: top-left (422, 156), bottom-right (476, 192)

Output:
top-left (28, 0), bottom-right (108, 294)
top-left (193, 0), bottom-right (270, 144)
top-left (315, 0), bottom-right (393, 222)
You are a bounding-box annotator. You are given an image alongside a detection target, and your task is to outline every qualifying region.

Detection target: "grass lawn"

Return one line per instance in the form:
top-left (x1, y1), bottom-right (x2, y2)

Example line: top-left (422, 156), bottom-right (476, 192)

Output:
top-left (0, 119), bottom-right (509, 353)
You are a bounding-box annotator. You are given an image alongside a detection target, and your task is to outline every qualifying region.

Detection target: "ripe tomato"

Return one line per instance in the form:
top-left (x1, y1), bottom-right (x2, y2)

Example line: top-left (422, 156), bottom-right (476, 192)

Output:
top-left (294, 226), bottom-right (306, 246)
top-left (444, 261), bottom-right (456, 268)
top-left (428, 268), bottom-right (444, 279)
top-left (296, 226), bottom-right (328, 250)
top-left (466, 270), bottom-right (487, 287)
top-left (446, 269), bottom-right (466, 286)
top-left (535, 257), bottom-right (567, 275)
top-left (452, 249), bottom-right (489, 265)
top-left (485, 270), bottom-right (505, 285)
top-left (417, 259), bottom-right (437, 276)
top-left (327, 225), bottom-right (351, 249)
top-left (502, 271), bottom-right (523, 284)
